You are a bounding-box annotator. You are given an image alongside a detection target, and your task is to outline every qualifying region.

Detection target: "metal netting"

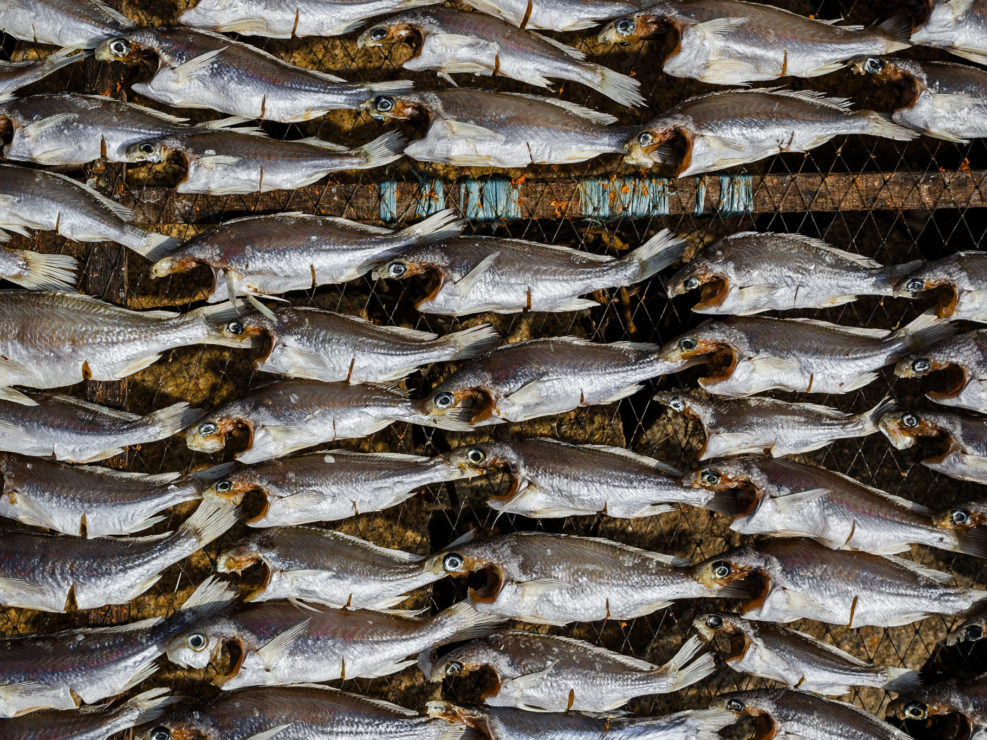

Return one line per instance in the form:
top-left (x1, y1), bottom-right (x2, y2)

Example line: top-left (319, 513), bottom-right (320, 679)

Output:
top-left (2, 0), bottom-right (986, 736)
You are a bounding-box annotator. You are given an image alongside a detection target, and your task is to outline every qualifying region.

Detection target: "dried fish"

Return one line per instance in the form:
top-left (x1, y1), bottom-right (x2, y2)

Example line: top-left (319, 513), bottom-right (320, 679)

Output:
top-left (95, 28), bottom-right (410, 122)
top-left (666, 231), bottom-right (922, 315)
top-left (0, 452), bottom-right (231, 537)
top-left (0, 50), bottom-right (86, 96)
top-left (599, 1), bottom-right (909, 85)
top-left (151, 208), bottom-right (463, 304)
top-left (184, 379), bottom-right (469, 464)
top-left (684, 456), bottom-right (987, 557)
top-left (166, 599), bottom-right (502, 689)
top-left (880, 407), bottom-right (987, 484)
top-left (204, 449), bottom-right (467, 527)
top-left (217, 527), bottom-right (442, 608)
top-left (693, 613), bottom-right (921, 695)
top-left (232, 306), bottom-right (499, 383)
top-left (934, 500), bottom-right (987, 532)
top-left (0, 163), bottom-right (179, 260)
top-left (124, 127), bottom-right (405, 195)
top-left (0, 576), bottom-right (234, 717)
top-left (359, 7), bottom-right (644, 107)
top-left (0, 246), bottom-right (77, 291)
top-left (427, 631), bottom-right (714, 712)
top-left (371, 229), bottom-right (684, 315)
top-left (894, 251), bottom-right (987, 323)
top-left (0, 0), bottom-right (135, 48)
top-left (366, 89), bottom-right (631, 167)
top-left (0, 394), bottom-right (201, 463)
top-left (910, 0), bottom-right (987, 67)
top-left (946, 602), bottom-right (987, 645)
top-left (654, 392), bottom-right (893, 459)
top-left (695, 537), bottom-right (987, 627)
top-left (445, 437), bottom-right (711, 518)
top-left (888, 675), bottom-right (987, 739)
top-left (0, 499), bottom-right (236, 611)
top-left (458, 0), bottom-right (648, 31)
top-left (895, 329), bottom-right (987, 413)
top-left (625, 89), bottom-right (917, 176)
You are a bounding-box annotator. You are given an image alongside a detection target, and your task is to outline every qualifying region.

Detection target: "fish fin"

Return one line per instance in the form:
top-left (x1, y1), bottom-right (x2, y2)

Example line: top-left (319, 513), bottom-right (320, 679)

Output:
top-left (257, 618), bottom-right (312, 668)
top-left (518, 578), bottom-right (575, 599)
top-left (950, 49), bottom-right (987, 67)
top-left (885, 555), bottom-right (955, 584)
top-left (618, 229), bottom-right (686, 282)
top-left (46, 394), bottom-right (142, 421)
top-left (120, 658), bottom-right (162, 692)
top-left (367, 658), bottom-right (417, 677)
top-left (581, 443), bottom-right (680, 474)
top-left (747, 355), bottom-right (806, 381)
top-left (171, 47), bottom-right (226, 82)
top-left (439, 118), bottom-right (506, 142)
top-left (453, 251), bottom-right (500, 295)
top-left (821, 294), bottom-right (857, 307)
top-left (257, 345), bottom-right (329, 380)
top-left (141, 400), bottom-right (204, 437)
top-left (0, 574), bottom-right (55, 610)
top-left (955, 527), bottom-right (987, 559)
top-left (136, 232), bottom-right (182, 262)
top-left (733, 284), bottom-right (778, 306)
top-left (769, 487), bottom-right (831, 514)
top-left (896, 311), bottom-right (956, 353)
top-left (690, 16), bottom-right (749, 39)
top-left (244, 726), bottom-right (292, 740)
top-left (857, 397), bottom-right (896, 435)
top-left (675, 709), bottom-right (737, 739)
top-left (39, 47), bottom-right (89, 73)
top-left (397, 208), bottom-right (465, 244)
top-left (126, 687), bottom-right (180, 726)
top-left (529, 31), bottom-right (585, 59)
top-left (351, 131), bottom-right (405, 169)
top-left (0, 385), bottom-right (38, 405)
top-left (595, 383), bottom-right (644, 405)
top-left (42, 170), bottom-right (137, 223)
top-left (873, 12), bottom-right (911, 46)
top-left (840, 371), bottom-right (879, 392)
top-left (113, 352), bottom-right (164, 377)
top-left (856, 110), bottom-right (920, 141)
top-left (503, 92), bottom-right (616, 125)
top-left (440, 600), bottom-right (506, 642)
top-left (195, 154), bottom-right (243, 170)
top-left (787, 317), bottom-right (890, 338)
top-left (701, 432), bottom-right (763, 460)
top-left (773, 234), bottom-right (882, 268)
top-left (178, 499), bottom-right (238, 547)
top-left (89, 0), bottom-right (136, 28)
top-left (443, 323), bottom-right (501, 359)
top-left (3, 249), bottom-right (78, 290)
top-left (6, 490), bottom-right (62, 531)
top-left (664, 636), bottom-right (716, 690)
top-left (883, 667), bottom-right (923, 694)
top-left (293, 136), bottom-right (349, 152)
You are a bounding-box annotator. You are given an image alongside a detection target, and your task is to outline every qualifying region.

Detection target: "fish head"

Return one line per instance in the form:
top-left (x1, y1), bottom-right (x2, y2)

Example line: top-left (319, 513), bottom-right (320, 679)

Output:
top-left (693, 550), bottom-right (757, 595)
top-left (421, 382), bottom-right (492, 426)
top-left (932, 502), bottom-right (987, 531)
top-left (624, 117), bottom-right (688, 170)
top-left (217, 310), bottom-right (274, 346)
top-left (151, 254), bottom-right (203, 278)
top-left (683, 458), bottom-right (762, 518)
top-left (878, 410), bottom-right (942, 450)
top-left (660, 322), bottom-right (733, 369)
top-left (165, 619), bottom-right (235, 671)
top-left (652, 391), bottom-right (709, 424)
top-left (714, 691), bottom-right (777, 738)
top-left (597, 12), bottom-right (662, 44)
top-left (371, 255), bottom-right (430, 281)
top-left (426, 702), bottom-right (487, 731)
top-left (666, 260), bottom-right (729, 310)
top-left (201, 471), bottom-right (254, 506)
top-left (893, 271), bottom-right (960, 319)
top-left (851, 56), bottom-right (910, 83)
top-left (358, 21), bottom-right (420, 50)
top-left (426, 541), bottom-right (508, 604)
top-left (137, 721), bottom-right (216, 740)
top-left (888, 693), bottom-right (960, 725)
top-left (945, 608), bottom-right (987, 646)
top-left (216, 541), bottom-right (264, 577)
top-left (123, 137), bottom-right (174, 165)
top-left (185, 415), bottom-right (243, 454)
top-left (692, 613), bottom-right (755, 662)
top-left (444, 442), bottom-right (516, 478)
top-left (95, 34), bottom-right (147, 64)
top-left (427, 642), bottom-right (493, 683)
top-left (364, 92), bottom-right (425, 122)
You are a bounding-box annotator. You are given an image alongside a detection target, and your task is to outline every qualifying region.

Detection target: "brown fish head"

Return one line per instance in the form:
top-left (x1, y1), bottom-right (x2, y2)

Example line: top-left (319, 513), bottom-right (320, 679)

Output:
top-left (357, 21), bottom-right (421, 50)
top-left (426, 702), bottom-right (488, 732)
top-left (852, 56), bottom-right (912, 85)
top-left (660, 324), bottom-right (735, 376)
top-left (879, 410), bottom-right (944, 450)
top-left (715, 691), bottom-right (777, 739)
top-left (201, 471), bottom-right (255, 506)
top-left (139, 723), bottom-right (214, 740)
top-left (95, 34), bottom-right (150, 64)
top-left (151, 254), bottom-right (205, 279)
top-left (216, 541), bottom-right (264, 576)
top-left (370, 255), bottom-right (431, 282)
top-left (932, 502), bottom-right (987, 531)
top-left (123, 136), bottom-right (177, 165)
top-left (165, 619), bottom-right (237, 671)
top-left (421, 384), bottom-right (493, 426)
top-left (653, 392), bottom-right (709, 424)
top-left (623, 123), bottom-right (680, 169)
top-left (365, 92), bottom-right (427, 122)
top-left (693, 552), bottom-right (756, 591)
top-left (945, 608), bottom-right (987, 646)
top-left (185, 415), bottom-right (251, 455)
top-left (692, 612), bottom-right (749, 654)
top-left (597, 12), bottom-right (665, 44)
top-left (894, 273), bottom-right (959, 319)
top-left (667, 263), bottom-right (729, 311)
top-left (888, 694), bottom-right (965, 727)
top-left (444, 442), bottom-right (513, 478)
top-left (428, 642), bottom-right (494, 684)
top-left (426, 541), bottom-right (508, 604)
top-left (684, 459), bottom-right (763, 518)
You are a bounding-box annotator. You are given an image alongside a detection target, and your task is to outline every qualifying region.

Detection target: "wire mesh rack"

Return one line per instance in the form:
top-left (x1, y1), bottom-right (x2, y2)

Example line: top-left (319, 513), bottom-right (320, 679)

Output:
top-left (2, 0), bottom-right (986, 736)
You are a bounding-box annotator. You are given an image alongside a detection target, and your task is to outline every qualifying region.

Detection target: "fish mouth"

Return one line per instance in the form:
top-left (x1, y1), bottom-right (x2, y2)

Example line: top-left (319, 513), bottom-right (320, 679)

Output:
top-left (486, 469), bottom-right (523, 504)
top-left (217, 548), bottom-right (262, 575)
top-left (739, 570), bottom-right (772, 617)
top-left (925, 364), bottom-right (968, 401)
top-left (151, 255), bottom-right (201, 278)
top-left (935, 285), bottom-right (959, 319)
top-left (880, 415), bottom-right (950, 459)
top-left (691, 276), bottom-right (729, 311)
top-left (212, 638), bottom-right (248, 687)
top-left (467, 565), bottom-right (505, 603)
top-left (698, 344), bottom-right (738, 385)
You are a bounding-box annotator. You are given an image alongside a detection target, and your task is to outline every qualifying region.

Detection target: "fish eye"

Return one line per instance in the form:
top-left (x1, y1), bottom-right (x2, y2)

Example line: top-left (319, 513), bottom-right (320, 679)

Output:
top-left (683, 276), bottom-right (701, 290)
top-left (637, 131), bottom-right (654, 146)
top-left (465, 447), bottom-right (485, 464)
top-left (615, 18), bottom-right (635, 35)
top-left (726, 698), bottom-right (745, 712)
top-left (186, 632), bottom-right (208, 651)
top-left (700, 469), bottom-right (721, 486)
top-left (678, 337), bottom-right (698, 352)
top-left (445, 660), bottom-right (464, 676)
top-left (864, 57), bottom-right (884, 74)
top-left (198, 421), bottom-right (219, 435)
top-left (905, 278), bottom-right (925, 294)
top-left (711, 560), bottom-right (732, 579)
top-left (369, 27), bottom-right (387, 40)
top-left (951, 508), bottom-right (971, 525)
top-left (668, 396), bottom-right (685, 412)
top-left (139, 142), bottom-right (155, 155)
top-left (150, 728), bottom-right (171, 740)
top-left (374, 96), bottom-right (395, 113)
top-left (215, 479), bottom-right (233, 492)
top-left (705, 614), bottom-right (723, 629)
top-left (902, 413), bottom-right (920, 429)
top-left (966, 624), bottom-right (984, 641)
top-left (903, 701), bottom-right (928, 720)
top-left (434, 391), bottom-right (455, 409)
top-left (226, 320), bottom-right (244, 335)
top-left (109, 38), bottom-right (130, 56)
top-left (443, 553), bottom-right (466, 572)
top-left (911, 357), bottom-right (931, 373)
top-left (386, 262), bottom-right (407, 278)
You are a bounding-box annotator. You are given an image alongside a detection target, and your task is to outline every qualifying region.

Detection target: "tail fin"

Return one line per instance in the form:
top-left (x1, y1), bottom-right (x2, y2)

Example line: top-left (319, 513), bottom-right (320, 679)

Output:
top-left (884, 667), bottom-right (923, 694)
top-left (367, 80), bottom-right (414, 96)
top-left (2, 249), bottom-right (78, 290)
top-left (618, 229), bottom-right (687, 284)
top-left (893, 311), bottom-right (956, 354)
top-left (41, 47), bottom-right (89, 74)
top-left (398, 208), bottom-right (465, 245)
top-left (176, 499), bottom-right (238, 550)
top-left (140, 401), bottom-right (204, 440)
top-left (411, 400), bottom-right (475, 432)
top-left (855, 397), bottom-right (896, 435)
top-left (441, 324), bottom-right (501, 361)
top-left (122, 687), bottom-right (180, 728)
top-left (874, 13), bottom-right (912, 51)
top-left (135, 232), bottom-right (183, 262)
top-left (857, 110), bottom-right (919, 141)
top-left (587, 62), bottom-right (645, 108)
top-left (654, 635), bottom-right (716, 691)
top-left (431, 600), bottom-right (505, 645)
top-left (675, 709), bottom-right (737, 739)
top-left (179, 574), bottom-right (238, 613)
top-left (955, 527), bottom-right (987, 559)
top-left (351, 131), bottom-right (405, 170)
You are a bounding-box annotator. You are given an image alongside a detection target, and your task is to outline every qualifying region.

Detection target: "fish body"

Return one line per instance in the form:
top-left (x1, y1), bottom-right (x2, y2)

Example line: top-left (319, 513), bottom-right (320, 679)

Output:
top-left (0, 394), bottom-right (201, 463)
top-left (880, 408), bottom-right (987, 484)
top-left (684, 456), bottom-right (987, 557)
top-left (358, 7), bottom-right (643, 107)
top-left (204, 449), bottom-right (466, 526)
top-left (94, 28), bottom-right (410, 122)
top-left (235, 306), bottom-right (500, 382)
top-left (895, 329), bottom-right (987, 413)
top-left (655, 392), bottom-right (893, 459)
top-left (894, 250), bottom-right (987, 322)
top-left (625, 89), bottom-right (917, 176)
top-left (0, 0), bottom-right (134, 48)
top-left (0, 246), bottom-right (77, 291)
top-left (217, 527), bottom-right (442, 608)
top-left (180, 0), bottom-right (443, 37)
top-left (371, 229), bottom-right (683, 315)
top-left (666, 231), bottom-right (922, 315)
top-left (125, 127), bottom-right (404, 195)
top-left (425, 336), bottom-right (692, 426)
top-left (889, 675), bottom-right (987, 739)
top-left (0, 576), bottom-right (234, 717)
top-left (166, 600), bottom-right (501, 689)
top-left (459, 0), bottom-right (647, 31)
top-left (599, 0), bottom-right (908, 85)
top-left (0, 164), bottom-right (178, 259)
top-left (696, 537), bottom-right (987, 627)
top-left (911, 0), bottom-right (987, 67)
top-left (428, 631), bottom-right (714, 712)
top-left (693, 613), bottom-right (920, 696)
top-left (446, 437), bottom-right (709, 518)
top-left (135, 685), bottom-right (465, 740)
top-left (0, 292), bottom-right (256, 401)
top-left (0, 500), bottom-right (235, 611)
top-left (0, 50), bottom-right (86, 96)
top-left (368, 88), bottom-right (629, 167)
top-left (0, 453), bottom-right (229, 537)
top-left (427, 531), bottom-right (733, 625)
top-left (184, 379), bottom-right (468, 464)
top-left (151, 208), bottom-right (462, 303)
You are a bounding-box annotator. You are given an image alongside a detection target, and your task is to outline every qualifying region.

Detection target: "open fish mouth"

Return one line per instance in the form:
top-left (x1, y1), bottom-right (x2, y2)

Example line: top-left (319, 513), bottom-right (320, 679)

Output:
top-left (924, 364), bottom-right (968, 401)
top-left (692, 277), bottom-right (729, 310)
top-left (699, 345), bottom-right (738, 385)
top-left (934, 285), bottom-right (959, 319)
top-left (467, 565), bottom-right (505, 603)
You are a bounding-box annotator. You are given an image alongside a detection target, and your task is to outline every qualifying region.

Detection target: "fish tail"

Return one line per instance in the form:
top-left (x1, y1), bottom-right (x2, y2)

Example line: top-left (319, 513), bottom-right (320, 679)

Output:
top-left (349, 131), bottom-right (406, 170)
top-left (652, 635), bottom-right (716, 691)
top-left (855, 110), bottom-right (919, 141)
top-left (955, 526), bottom-right (987, 559)
top-left (440, 323), bottom-right (501, 361)
top-left (855, 396), bottom-right (897, 435)
top-left (2, 248), bottom-right (78, 290)
top-left (431, 600), bottom-right (505, 644)
top-left (366, 79), bottom-right (414, 97)
top-left (131, 231), bottom-right (183, 262)
top-left (397, 207), bottom-right (465, 246)
top-left (883, 667), bottom-right (923, 693)
top-left (679, 709), bottom-right (738, 739)
top-left (616, 228), bottom-right (687, 284)
top-left (894, 311), bottom-right (956, 354)
top-left (140, 400), bottom-right (204, 439)
top-left (180, 574), bottom-right (239, 614)
top-left (580, 61), bottom-right (645, 108)
top-left (41, 47), bottom-right (90, 73)
top-left (124, 687), bottom-right (180, 727)
top-left (873, 13), bottom-right (912, 51)
top-left (176, 499), bottom-right (239, 550)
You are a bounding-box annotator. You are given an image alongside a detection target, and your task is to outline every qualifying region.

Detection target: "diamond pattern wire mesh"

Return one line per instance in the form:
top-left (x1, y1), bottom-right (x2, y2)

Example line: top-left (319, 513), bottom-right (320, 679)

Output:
top-left (1, 0), bottom-right (986, 735)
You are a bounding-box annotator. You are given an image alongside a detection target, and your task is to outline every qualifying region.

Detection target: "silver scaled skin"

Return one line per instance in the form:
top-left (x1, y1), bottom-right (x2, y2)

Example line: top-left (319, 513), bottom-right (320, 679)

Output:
top-left (456, 0), bottom-right (650, 31)
top-left (895, 329), bottom-right (987, 413)
top-left (0, 0), bottom-right (135, 48)
top-left (0, 50), bottom-right (85, 96)
top-left (880, 408), bottom-right (987, 484)
top-left (911, 0), bottom-right (987, 67)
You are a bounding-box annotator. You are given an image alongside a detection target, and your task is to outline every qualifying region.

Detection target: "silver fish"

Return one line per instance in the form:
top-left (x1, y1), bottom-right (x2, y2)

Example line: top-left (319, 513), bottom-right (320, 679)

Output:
top-left (0, 164), bottom-right (179, 260)
top-left (366, 88), bottom-right (630, 167)
top-left (0, 394), bottom-right (201, 463)
top-left (184, 379), bottom-right (469, 464)
top-left (654, 392), bottom-right (893, 459)
top-left (660, 313), bottom-right (949, 397)
top-left (0, 499), bottom-right (236, 611)
top-left (0, 0), bottom-right (134, 48)
top-left (693, 613), bottom-right (921, 696)
top-left (204, 449), bottom-right (467, 527)
top-left (370, 229), bottom-right (684, 315)
top-left (716, 689), bottom-right (913, 740)
top-left (0, 452), bottom-right (231, 537)
top-left (123, 127), bottom-right (405, 195)
top-left (94, 28), bottom-right (410, 122)
top-left (136, 685), bottom-right (467, 740)
top-left (880, 407), bottom-right (987, 484)
top-left (0, 576), bottom-right (234, 717)
top-left (625, 89), bottom-right (917, 176)
top-left (427, 631), bottom-right (714, 712)
top-left (895, 329), bottom-right (987, 413)
top-left (0, 246), bottom-right (77, 291)
top-left (911, 0), bottom-right (987, 67)
top-left (445, 437), bottom-right (710, 518)
top-left (666, 231), bottom-right (922, 315)
top-left (598, 1), bottom-right (909, 85)
top-left (856, 57), bottom-right (987, 143)
top-left (232, 306), bottom-right (500, 383)
top-left (181, 0), bottom-right (442, 37)
top-left (458, 0), bottom-right (648, 31)
top-left (151, 208), bottom-right (463, 304)
top-left (166, 599), bottom-right (502, 689)
top-left (946, 602), bottom-right (987, 645)
top-left (217, 526), bottom-right (443, 609)
top-left (695, 537), bottom-right (987, 627)
top-left (426, 531), bottom-right (741, 625)
top-left (888, 675), bottom-right (987, 739)
top-left (0, 292), bottom-right (257, 403)
top-left (424, 336), bottom-right (694, 426)
top-left (684, 456), bottom-right (987, 557)
top-left (358, 7), bottom-right (643, 107)
top-left (0, 50), bottom-right (86, 96)
top-left (894, 250), bottom-right (987, 323)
